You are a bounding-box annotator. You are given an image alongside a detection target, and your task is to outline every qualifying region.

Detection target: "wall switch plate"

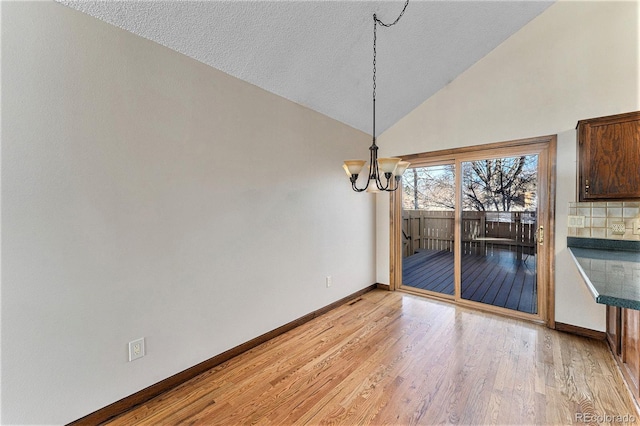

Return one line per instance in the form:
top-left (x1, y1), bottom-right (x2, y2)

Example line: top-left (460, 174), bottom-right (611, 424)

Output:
top-left (128, 338), bottom-right (145, 362)
top-left (326, 276), bottom-right (332, 288)
top-left (634, 220), bottom-right (640, 235)
top-left (568, 215), bottom-right (585, 228)
top-left (611, 222), bottom-right (626, 235)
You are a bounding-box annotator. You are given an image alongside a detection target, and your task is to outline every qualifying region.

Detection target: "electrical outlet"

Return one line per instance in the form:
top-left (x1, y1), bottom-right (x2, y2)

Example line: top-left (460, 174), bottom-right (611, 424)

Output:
top-left (568, 215), bottom-right (585, 228)
top-left (128, 338), bottom-right (145, 362)
top-left (611, 222), bottom-right (626, 235)
top-left (634, 220), bottom-right (640, 235)
top-left (326, 276), bottom-right (332, 288)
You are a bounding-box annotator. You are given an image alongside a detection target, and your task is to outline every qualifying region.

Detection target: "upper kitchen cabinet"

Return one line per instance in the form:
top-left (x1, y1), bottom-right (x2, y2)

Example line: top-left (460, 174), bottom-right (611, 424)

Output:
top-left (577, 111), bottom-right (640, 201)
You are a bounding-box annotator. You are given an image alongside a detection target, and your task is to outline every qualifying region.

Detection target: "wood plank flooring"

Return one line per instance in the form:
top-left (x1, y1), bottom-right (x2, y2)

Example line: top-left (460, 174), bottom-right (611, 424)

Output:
top-left (105, 290), bottom-right (636, 425)
top-left (402, 250), bottom-right (537, 314)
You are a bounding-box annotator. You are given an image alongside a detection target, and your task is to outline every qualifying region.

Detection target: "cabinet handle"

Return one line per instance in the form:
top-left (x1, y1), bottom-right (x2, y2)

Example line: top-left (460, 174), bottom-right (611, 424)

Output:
top-left (537, 226), bottom-right (544, 245)
top-left (585, 179), bottom-right (589, 193)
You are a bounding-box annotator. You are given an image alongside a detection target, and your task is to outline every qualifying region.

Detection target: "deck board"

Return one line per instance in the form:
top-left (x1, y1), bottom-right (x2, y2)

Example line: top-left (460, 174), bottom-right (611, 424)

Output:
top-left (402, 250), bottom-right (454, 295)
top-left (402, 249), bottom-right (537, 314)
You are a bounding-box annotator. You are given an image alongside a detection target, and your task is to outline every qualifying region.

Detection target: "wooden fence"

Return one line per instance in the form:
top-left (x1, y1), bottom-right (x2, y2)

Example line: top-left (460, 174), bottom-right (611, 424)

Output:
top-left (402, 210), bottom-right (536, 258)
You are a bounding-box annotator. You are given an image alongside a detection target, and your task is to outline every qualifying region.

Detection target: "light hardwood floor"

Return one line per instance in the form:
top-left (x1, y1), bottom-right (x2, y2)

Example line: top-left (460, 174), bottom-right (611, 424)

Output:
top-left (106, 290), bottom-right (638, 425)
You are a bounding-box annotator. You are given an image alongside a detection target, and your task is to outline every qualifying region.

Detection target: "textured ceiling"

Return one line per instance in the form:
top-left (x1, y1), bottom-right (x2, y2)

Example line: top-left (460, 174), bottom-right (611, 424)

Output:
top-left (57, 0), bottom-right (553, 135)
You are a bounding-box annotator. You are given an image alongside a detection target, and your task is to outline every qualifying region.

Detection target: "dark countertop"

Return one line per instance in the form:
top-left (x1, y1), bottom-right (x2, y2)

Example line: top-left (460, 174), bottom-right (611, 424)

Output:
top-left (568, 238), bottom-right (640, 310)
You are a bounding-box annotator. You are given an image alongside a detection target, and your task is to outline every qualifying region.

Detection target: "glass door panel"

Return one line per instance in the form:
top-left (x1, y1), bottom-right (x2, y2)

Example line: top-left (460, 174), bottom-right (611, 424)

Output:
top-left (401, 164), bottom-right (455, 296)
top-left (460, 155), bottom-right (539, 314)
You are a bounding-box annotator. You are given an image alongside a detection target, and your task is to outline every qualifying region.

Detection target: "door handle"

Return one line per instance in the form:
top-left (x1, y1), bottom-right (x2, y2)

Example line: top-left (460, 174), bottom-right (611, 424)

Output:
top-left (537, 225), bottom-right (544, 245)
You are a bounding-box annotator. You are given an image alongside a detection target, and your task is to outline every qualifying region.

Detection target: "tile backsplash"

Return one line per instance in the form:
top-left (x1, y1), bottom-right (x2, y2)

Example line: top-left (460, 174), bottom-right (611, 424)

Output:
top-left (568, 202), bottom-right (640, 240)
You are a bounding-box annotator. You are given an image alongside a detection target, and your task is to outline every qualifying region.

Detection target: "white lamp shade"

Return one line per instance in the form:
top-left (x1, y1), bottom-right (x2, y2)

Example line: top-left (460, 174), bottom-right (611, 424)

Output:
top-left (377, 157), bottom-right (401, 173)
top-left (394, 161), bottom-right (410, 176)
top-left (344, 160), bottom-right (366, 176)
top-left (366, 179), bottom-right (380, 193)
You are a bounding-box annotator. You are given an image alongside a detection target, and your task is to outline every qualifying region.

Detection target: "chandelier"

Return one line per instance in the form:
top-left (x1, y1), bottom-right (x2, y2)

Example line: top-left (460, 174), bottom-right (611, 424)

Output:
top-left (343, 0), bottom-right (411, 193)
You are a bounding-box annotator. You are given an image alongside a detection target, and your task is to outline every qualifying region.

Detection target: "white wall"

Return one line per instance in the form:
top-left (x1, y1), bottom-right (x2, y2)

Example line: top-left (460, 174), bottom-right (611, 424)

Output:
top-left (1, 2), bottom-right (375, 424)
top-left (376, 1), bottom-right (639, 330)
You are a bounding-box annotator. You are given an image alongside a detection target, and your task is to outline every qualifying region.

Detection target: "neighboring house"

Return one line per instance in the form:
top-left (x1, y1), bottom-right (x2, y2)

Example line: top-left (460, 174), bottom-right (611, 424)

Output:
top-left (1, 1), bottom-right (639, 424)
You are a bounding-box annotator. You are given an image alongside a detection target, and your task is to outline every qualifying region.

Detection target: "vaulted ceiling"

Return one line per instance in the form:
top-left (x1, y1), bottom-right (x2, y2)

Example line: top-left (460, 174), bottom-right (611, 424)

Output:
top-left (57, 1), bottom-right (553, 135)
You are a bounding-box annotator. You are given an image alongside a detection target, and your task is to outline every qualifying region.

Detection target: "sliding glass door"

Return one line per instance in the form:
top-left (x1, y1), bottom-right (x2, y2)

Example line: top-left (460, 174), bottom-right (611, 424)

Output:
top-left (394, 137), bottom-right (554, 323)
top-left (460, 155), bottom-right (539, 314)
top-left (401, 164), bottom-right (455, 297)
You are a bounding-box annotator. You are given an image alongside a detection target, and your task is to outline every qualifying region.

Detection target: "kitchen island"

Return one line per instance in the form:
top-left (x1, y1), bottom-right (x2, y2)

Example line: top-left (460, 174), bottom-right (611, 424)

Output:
top-left (568, 237), bottom-right (640, 408)
top-left (568, 239), bottom-right (640, 309)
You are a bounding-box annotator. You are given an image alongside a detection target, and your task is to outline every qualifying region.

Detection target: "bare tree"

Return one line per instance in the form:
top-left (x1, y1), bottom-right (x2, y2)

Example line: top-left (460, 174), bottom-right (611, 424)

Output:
top-left (402, 156), bottom-right (537, 212)
top-left (402, 165), bottom-right (455, 210)
top-left (462, 156), bottom-right (536, 212)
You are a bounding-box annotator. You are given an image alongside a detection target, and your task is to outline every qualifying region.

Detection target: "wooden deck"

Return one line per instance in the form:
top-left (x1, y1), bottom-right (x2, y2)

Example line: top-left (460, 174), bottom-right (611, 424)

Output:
top-left (402, 249), bottom-right (537, 314)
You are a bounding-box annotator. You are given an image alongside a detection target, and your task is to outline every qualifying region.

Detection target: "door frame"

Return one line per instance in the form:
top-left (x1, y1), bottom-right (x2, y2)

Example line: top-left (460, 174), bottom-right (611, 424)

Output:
top-left (390, 135), bottom-right (557, 327)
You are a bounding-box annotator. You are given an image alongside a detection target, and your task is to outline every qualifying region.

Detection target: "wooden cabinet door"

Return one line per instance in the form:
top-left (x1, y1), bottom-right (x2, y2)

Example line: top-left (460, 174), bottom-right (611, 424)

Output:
top-left (578, 111), bottom-right (640, 201)
top-left (607, 305), bottom-right (621, 356)
top-left (622, 308), bottom-right (640, 397)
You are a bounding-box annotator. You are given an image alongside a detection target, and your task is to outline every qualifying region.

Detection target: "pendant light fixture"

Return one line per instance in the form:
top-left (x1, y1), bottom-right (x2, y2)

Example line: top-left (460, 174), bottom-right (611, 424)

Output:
top-left (344, 0), bottom-right (411, 192)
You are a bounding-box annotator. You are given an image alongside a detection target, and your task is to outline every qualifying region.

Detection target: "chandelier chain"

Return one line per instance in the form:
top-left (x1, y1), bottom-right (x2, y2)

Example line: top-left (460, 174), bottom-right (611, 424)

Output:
top-left (372, 0), bottom-right (409, 140)
top-left (343, 0), bottom-right (410, 193)
top-left (374, 0), bottom-right (410, 28)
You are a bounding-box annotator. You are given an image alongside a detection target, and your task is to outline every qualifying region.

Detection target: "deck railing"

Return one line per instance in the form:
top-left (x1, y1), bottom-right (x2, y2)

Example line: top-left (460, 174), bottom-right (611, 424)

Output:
top-left (402, 210), bottom-right (536, 258)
